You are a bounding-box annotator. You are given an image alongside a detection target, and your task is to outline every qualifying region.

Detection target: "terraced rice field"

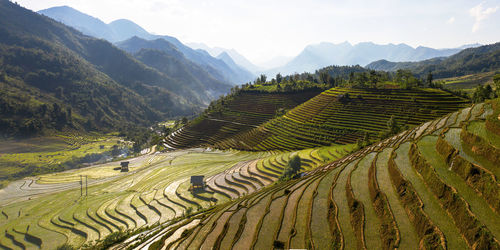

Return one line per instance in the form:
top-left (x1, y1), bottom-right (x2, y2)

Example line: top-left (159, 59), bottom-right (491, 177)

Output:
top-left (167, 87), bottom-right (469, 152)
top-left (138, 101), bottom-right (500, 250)
top-left (164, 90), bottom-right (321, 150)
top-left (0, 141), bottom-right (354, 249)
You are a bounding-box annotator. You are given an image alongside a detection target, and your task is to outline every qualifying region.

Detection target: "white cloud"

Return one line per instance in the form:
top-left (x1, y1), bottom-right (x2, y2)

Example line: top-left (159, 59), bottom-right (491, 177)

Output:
top-left (447, 16), bottom-right (455, 24)
top-left (470, 2), bottom-right (499, 32)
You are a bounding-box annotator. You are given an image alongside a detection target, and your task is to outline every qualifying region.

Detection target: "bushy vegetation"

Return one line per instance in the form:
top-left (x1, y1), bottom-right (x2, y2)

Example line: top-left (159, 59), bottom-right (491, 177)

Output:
top-left (279, 155), bottom-right (301, 181)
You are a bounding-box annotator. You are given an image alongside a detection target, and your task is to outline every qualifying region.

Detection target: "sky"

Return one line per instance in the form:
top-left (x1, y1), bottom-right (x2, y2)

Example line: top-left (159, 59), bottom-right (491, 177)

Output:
top-left (15, 0), bottom-right (500, 64)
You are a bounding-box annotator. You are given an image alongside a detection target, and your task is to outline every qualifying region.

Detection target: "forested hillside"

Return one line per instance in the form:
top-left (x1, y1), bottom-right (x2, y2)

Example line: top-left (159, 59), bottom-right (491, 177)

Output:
top-left (0, 0), bottom-right (230, 137)
top-left (39, 6), bottom-right (255, 85)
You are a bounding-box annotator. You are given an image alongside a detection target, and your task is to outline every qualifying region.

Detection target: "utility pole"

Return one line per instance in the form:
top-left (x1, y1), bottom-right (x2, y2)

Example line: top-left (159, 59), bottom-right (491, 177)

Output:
top-left (80, 175), bottom-right (83, 196)
top-left (85, 175), bottom-right (88, 196)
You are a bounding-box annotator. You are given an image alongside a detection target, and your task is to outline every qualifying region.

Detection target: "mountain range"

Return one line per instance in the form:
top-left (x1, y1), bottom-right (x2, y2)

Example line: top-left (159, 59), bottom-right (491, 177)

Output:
top-left (38, 5), bottom-right (482, 81)
top-left (0, 0), bottom-right (234, 137)
top-left (265, 41), bottom-right (481, 76)
top-left (187, 42), bottom-right (263, 74)
top-left (366, 42), bottom-right (500, 78)
top-left (38, 6), bottom-right (255, 85)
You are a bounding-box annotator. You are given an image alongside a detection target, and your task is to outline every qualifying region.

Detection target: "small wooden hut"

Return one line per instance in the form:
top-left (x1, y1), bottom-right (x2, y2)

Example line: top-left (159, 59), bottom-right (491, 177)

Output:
top-left (190, 175), bottom-right (205, 190)
top-left (120, 161), bottom-right (129, 172)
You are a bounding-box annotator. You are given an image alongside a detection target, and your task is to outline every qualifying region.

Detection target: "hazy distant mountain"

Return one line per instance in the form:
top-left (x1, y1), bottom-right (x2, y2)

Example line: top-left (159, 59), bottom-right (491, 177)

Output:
top-left (116, 36), bottom-right (232, 99)
top-left (366, 42), bottom-right (500, 78)
top-left (257, 56), bottom-right (293, 70)
top-left (108, 19), bottom-right (155, 42)
top-left (216, 52), bottom-right (254, 80)
top-left (38, 6), bottom-right (114, 40)
top-left (188, 42), bottom-right (261, 73)
top-left (38, 6), bottom-right (254, 85)
top-left (267, 41), bottom-right (481, 76)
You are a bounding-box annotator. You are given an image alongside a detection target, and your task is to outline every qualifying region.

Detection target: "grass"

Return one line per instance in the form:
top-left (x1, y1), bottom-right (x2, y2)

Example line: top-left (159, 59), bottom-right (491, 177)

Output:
top-left (375, 148), bottom-right (418, 249)
top-left (394, 142), bottom-right (467, 249)
top-left (331, 161), bottom-right (358, 250)
top-left (0, 133), bottom-right (126, 188)
top-left (417, 136), bottom-right (500, 240)
top-left (350, 152), bottom-right (382, 249)
top-left (444, 127), bottom-right (500, 179)
top-left (253, 195), bottom-right (288, 249)
top-left (436, 70), bottom-right (497, 92)
top-left (274, 178), bottom-right (311, 247)
top-left (310, 167), bottom-right (339, 249)
top-left (0, 149), bottom-right (267, 248)
top-left (467, 120), bottom-right (500, 149)
top-left (288, 175), bottom-right (323, 249)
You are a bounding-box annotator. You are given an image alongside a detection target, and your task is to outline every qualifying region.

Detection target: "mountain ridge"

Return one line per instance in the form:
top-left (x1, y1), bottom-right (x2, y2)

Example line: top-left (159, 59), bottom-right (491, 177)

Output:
top-left (0, 0), bottom-right (230, 136)
top-left (38, 6), bottom-right (255, 85)
top-left (266, 41), bottom-right (481, 76)
top-left (366, 42), bottom-right (500, 78)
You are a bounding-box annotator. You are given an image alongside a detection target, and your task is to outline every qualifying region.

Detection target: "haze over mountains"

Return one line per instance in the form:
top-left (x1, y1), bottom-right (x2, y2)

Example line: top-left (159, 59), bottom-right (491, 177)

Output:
top-left (38, 5), bottom-right (480, 81)
top-left (265, 41), bottom-right (481, 76)
top-left (366, 42), bottom-right (500, 78)
top-left (38, 6), bottom-right (255, 85)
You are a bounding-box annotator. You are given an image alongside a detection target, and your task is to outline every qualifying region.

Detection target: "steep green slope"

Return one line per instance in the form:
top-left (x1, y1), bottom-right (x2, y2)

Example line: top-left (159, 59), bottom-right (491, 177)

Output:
top-left (134, 48), bottom-right (232, 101)
top-left (0, 0), bottom-right (229, 137)
top-left (167, 87), bottom-right (469, 151)
top-left (164, 89), bottom-right (322, 149)
top-left (137, 99), bottom-right (500, 250)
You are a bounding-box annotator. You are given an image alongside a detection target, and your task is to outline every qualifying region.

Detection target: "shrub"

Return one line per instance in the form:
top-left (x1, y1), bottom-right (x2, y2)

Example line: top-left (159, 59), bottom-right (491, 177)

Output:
top-left (279, 155), bottom-right (301, 181)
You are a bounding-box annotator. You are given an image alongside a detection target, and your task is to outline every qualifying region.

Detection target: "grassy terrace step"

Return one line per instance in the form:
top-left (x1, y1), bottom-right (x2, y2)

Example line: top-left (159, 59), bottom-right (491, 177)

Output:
top-left (413, 138), bottom-right (500, 248)
top-left (394, 142), bottom-right (467, 249)
top-left (310, 165), bottom-right (341, 249)
top-left (350, 152), bottom-right (384, 249)
top-left (436, 135), bottom-right (500, 213)
top-left (368, 152), bottom-right (401, 249)
top-left (287, 175), bottom-right (324, 249)
top-left (375, 148), bottom-right (418, 249)
top-left (274, 177), bottom-right (317, 248)
top-left (331, 160), bottom-right (359, 250)
top-left (231, 180), bottom-right (299, 249)
top-left (461, 123), bottom-right (500, 174)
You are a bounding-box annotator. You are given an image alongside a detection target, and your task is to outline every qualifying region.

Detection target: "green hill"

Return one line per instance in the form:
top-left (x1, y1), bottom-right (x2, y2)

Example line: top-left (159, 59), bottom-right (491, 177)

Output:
top-left (127, 98), bottom-right (500, 250)
top-left (0, 0), bottom-right (230, 137)
top-left (164, 89), bottom-right (323, 149)
top-left (167, 87), bottom-right (469, 151)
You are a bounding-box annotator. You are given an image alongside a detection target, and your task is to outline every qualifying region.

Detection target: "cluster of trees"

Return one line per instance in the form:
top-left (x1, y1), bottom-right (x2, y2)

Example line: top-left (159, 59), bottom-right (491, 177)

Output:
top-left (279, 155), bottom-right (302, 181)
top-left (236, 66), bottom-right (438, 95)
top-left (0, 92), bottom-right (74, 137)
top-left (471, 84), bottom-right (497, 103)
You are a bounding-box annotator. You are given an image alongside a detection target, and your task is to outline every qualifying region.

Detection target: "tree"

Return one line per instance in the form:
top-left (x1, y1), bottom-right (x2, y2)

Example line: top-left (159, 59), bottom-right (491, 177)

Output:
top-left (181, 117), bottom-right (188, 125)
top-left (280, 155), bottom-right (301, 181)
top-left (387, 115), bottom-right (399, 135)
top-left (319, 71), bottom-right (329, 84)
top-left (259, 74), bottom-right (267, 83)
top-left (426, 71), bottom-right (433, 86)
top-left (494, 74), bottom-right (500, 94)
top-left (276, 73), bottom-right (283, 84)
